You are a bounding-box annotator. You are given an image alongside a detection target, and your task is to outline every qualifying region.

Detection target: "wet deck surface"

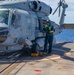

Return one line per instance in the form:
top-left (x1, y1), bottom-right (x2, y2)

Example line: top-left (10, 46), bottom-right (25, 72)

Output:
top-left (0, 42), bottom-right (74, 75)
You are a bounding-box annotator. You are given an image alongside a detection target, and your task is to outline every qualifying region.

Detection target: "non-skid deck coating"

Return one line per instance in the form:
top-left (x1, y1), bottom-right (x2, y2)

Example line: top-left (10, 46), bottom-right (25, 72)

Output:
top-left (0, 42), bottom-right (74, 75)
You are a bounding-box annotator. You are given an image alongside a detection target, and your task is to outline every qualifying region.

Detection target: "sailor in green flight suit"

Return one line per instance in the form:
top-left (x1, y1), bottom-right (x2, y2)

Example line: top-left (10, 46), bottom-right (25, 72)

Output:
top-left (44, 20), bottom-right (55, 54)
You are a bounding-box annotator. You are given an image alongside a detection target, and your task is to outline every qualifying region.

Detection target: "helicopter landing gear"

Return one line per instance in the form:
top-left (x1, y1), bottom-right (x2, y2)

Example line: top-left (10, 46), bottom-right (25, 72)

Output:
top-left (31, 43), bottom-right (40, 53)
top-left (31, 43), bottom-right (44, 57)
top-left (35, 43), bottom-right (40, 54)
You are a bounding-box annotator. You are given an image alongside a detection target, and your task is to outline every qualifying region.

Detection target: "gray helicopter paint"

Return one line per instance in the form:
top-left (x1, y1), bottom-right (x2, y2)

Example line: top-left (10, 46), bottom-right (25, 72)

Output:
top-left (0, 0), bottom-right (68, 52)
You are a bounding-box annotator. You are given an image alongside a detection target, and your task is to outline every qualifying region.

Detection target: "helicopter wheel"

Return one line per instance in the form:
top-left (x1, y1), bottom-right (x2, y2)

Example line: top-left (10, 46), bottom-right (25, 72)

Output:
top-left (31, 43), bottom-right (40, 54)
top-left (35, 43), bottom-right (40, 54)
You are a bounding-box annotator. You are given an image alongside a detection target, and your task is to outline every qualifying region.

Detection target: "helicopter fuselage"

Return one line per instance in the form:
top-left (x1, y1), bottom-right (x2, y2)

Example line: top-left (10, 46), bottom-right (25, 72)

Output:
top-left (0, 0), bottom-right (68, 53)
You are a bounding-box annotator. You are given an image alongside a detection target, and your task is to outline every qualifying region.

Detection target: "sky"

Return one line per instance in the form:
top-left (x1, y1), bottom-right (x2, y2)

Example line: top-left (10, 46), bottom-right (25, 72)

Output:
top-left (40, 0), bottom-right (74, 24)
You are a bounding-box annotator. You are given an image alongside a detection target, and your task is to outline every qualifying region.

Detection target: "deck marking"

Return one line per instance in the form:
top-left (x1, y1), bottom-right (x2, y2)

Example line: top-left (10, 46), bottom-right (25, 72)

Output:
top-left (34, 70), bottom-right (42, 72)
top-left (3, 63), bottom-right (20, 75)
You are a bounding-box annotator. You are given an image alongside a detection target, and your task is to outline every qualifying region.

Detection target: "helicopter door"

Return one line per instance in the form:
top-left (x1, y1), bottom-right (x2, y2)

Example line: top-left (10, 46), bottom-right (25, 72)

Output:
top-left (26, 16), bottom-right (33, 39)
top-left (20, 14), bottom-right (33, 40)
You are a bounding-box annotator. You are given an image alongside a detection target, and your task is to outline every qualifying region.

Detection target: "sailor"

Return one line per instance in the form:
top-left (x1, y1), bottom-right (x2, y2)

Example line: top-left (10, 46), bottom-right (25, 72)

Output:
top-left (43, 20), bottom-right (55, 54)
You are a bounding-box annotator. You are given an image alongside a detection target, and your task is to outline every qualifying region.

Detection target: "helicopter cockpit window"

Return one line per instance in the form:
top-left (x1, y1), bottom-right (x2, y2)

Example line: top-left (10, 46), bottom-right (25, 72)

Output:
top-left (0, 9), bottom-right (9, 25)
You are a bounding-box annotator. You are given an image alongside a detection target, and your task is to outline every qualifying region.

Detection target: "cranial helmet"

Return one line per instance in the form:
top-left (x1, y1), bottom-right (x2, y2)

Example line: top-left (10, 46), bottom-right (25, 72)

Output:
top-left (47, 20), bottom-right (50, 23)
top-left (47, 20), bottom-right (51, 26)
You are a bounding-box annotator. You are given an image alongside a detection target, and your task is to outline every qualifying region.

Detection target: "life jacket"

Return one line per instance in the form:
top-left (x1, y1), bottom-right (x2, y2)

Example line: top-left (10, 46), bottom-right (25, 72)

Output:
top-left (44, 25), bottom-right (54, 36)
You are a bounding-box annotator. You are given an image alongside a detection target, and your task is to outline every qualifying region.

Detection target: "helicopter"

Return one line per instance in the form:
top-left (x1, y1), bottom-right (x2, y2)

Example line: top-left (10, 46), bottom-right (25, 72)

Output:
top-left (0, 0), bottom-right (68, 53)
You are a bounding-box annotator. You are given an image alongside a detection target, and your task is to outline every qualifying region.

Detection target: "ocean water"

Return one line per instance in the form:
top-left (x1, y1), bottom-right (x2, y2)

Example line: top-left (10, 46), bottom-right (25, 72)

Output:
top-left (55, 29), bottom-right (74, 42)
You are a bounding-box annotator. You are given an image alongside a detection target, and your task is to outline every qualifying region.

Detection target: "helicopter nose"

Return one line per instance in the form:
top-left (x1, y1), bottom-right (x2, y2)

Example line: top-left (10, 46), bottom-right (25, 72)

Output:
top-left (0, 27), bottom-right (9, 43)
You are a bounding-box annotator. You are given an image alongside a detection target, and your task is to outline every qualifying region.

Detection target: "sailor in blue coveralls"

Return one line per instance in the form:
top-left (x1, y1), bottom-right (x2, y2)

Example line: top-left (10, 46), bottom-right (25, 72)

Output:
top-left (44, 20), bottom-right (55, 54)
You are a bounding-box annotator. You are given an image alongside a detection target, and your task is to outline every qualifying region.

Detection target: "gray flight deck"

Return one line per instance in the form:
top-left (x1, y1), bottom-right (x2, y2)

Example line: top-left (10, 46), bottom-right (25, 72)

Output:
top-left (0, 41), bottom-right (74, 75)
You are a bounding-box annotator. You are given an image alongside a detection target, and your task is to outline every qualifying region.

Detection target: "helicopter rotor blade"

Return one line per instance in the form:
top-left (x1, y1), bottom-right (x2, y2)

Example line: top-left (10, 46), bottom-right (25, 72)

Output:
top-left (58, 5), bottom-right (60, 16)
top-left (53, 0), bottom-right (61, 15)
top-left (62, 0), bottom-right (65, 3)
top-left (53, 5), bottom-right (59, 15)
top-left (53, 0), bottom-right (63, 17)
top-left (58, 0), bottom-right (66, 17)
top-left (58, 0), bottom-right (62, 16)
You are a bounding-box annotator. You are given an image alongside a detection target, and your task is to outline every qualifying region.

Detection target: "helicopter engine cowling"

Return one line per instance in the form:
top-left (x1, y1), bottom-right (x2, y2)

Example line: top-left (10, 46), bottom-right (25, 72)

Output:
top-left (29, 1), bottom-right (52, 16)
